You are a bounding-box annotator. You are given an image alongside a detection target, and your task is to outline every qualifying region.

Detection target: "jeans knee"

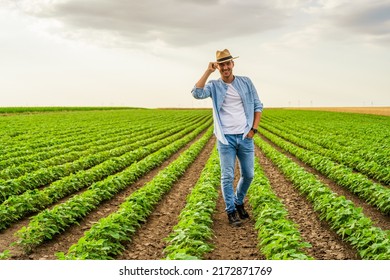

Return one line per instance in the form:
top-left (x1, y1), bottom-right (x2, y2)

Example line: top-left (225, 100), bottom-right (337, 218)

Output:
top-left (242, 172), bottom-right (254, 182)
top-left (221, 173), bottom-right (234, 185)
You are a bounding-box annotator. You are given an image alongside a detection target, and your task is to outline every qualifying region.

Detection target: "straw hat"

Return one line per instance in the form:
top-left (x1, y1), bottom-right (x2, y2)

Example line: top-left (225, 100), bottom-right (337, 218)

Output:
top-left (215, 49), bottom-right (239, 63)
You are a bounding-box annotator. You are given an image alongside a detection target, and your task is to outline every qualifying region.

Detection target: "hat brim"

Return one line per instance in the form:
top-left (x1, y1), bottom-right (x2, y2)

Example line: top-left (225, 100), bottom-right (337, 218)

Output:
top-left (215, 56), bottom-right (239, 64)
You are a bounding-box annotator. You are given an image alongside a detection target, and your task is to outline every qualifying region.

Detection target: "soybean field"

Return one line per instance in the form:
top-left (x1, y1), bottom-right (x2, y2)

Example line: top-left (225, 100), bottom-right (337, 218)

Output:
top-left (0, 108), bottom-right (389, 260)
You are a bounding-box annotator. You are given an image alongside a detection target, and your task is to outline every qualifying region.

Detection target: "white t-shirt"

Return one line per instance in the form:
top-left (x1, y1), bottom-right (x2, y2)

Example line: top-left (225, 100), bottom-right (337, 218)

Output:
top-left (220, 84), bottom-right (246, 134)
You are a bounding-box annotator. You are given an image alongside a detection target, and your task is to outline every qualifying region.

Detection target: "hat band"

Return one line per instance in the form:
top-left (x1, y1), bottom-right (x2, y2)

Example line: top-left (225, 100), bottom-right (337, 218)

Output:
top-left (217, 55), bottom-right (232, 62)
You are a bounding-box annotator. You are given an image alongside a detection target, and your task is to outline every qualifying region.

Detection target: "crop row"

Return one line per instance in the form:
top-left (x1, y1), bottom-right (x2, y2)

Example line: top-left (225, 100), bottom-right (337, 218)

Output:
top-left (260, 128), bottom-right (390, 214)
top-left (1, 125), bottom-right (131, 169)
top-left (0, 109), bottom-right (148, 144)
top-left (264, 110), bottom-right (388, 146)
top-left (0, 125), bottom-right (147, 178)
top-left (0, 113), bottom-right (203, 170)
top-left (260, 121), bottom-right (389, 184)
top-left (0, 116), bottom-right (210, 203)
top-left (0, 119), bottom-right (212, 231)
top-left (164, 147), bottom-right (220, 260)
top-left (248, 157), bottom-right (313, 259)
top-left (262, 111), bottom-right (389, 166)
top-left (1, 112), bottom-right (130, 155)
top-left (55, 126), bottom-right (213, 259)
top-left (254, 135), bottom-right (390, 260)
top-left (0, 110), bottom-right (209, 160)
top-left (0, 115), bottom-right (204, 179)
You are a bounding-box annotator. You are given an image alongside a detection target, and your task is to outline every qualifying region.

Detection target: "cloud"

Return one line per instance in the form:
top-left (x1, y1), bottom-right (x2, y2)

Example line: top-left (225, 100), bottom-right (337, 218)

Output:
top-left (261, 0), bottom-right (390, 50)
top-left (309, 0), bottom-right (390, 46)
top-left (5, 0), bottom-right (389, 49)
top-left (4, 0), bottom-right (297, 48)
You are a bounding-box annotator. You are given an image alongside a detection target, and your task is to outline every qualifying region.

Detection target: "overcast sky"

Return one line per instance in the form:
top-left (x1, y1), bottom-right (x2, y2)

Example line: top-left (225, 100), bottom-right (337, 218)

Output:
top-left (1, 0), bottom-right (389, 108)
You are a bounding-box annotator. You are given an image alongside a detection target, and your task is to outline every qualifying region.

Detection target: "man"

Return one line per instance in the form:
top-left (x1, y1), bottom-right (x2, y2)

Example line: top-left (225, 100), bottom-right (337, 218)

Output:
top-left (191, 49), bottom-right (263, 226)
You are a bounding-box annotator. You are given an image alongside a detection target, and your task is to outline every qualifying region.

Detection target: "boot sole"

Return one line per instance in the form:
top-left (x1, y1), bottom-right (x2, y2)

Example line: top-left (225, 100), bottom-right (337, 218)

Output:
top-left (238, 215), bottom-right (249, 220)
top-left (229, 220), bottom-right (243, 227)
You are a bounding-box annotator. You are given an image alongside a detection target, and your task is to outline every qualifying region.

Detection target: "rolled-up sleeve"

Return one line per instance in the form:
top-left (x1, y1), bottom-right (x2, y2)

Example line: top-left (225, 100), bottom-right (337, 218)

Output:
top-left (249, 79), bottom-right (263, 112)
top-left (191, 83), bottom-right (212, 99)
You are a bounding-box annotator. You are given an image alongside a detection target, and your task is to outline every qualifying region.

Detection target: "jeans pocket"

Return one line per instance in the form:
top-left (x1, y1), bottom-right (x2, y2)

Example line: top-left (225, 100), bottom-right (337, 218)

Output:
top-left (241, 137), bottom-right (254, 151)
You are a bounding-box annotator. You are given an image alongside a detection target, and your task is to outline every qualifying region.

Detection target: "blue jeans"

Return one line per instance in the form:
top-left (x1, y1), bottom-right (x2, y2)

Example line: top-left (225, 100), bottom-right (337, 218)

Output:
top-left (217, 134), bottom-right (254, 214)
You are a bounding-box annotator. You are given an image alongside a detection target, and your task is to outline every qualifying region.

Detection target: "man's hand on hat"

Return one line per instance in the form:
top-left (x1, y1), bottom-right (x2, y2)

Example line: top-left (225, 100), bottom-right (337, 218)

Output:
top-left (207, 62), bottom-right (217, 73)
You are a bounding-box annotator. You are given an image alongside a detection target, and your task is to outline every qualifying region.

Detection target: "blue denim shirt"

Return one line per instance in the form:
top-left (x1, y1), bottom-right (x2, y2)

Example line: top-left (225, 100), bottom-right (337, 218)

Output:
top-left (192, 75), bottom-right (263, 145)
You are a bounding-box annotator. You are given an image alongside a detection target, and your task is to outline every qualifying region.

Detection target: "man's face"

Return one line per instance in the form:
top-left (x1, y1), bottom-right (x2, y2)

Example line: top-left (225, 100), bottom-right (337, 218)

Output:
top-left (217, 60), bottom-right (234, 78)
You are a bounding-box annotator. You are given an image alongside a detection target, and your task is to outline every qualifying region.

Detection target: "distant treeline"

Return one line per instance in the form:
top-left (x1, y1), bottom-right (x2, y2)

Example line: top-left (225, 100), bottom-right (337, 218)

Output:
top-left (0, 107), bottom-right (143, 114)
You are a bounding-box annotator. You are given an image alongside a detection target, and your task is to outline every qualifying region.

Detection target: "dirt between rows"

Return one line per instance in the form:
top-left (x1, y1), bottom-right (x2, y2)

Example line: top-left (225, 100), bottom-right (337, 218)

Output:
top-left (2, 133), bottom-right (387, 260)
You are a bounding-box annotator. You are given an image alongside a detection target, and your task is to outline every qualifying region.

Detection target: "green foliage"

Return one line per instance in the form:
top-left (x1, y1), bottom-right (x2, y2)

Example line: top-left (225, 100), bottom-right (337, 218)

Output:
top-left (1, 116), bottom-right (212, 232)
top-left (57, 126), bottom-right (213, 259)
top-left (15, 122), bottom-right (212, 251)
top-left (248, 157), bottom-right (314, 260)
top-left (164, 147), bottom-right (220, 260)
top-left (3, 109), bottom-right (388, 261)
top-left (0, 250), bottom-right (10, 260)
top-left (260, 127), bottom-right (390, 215)
top-left (0, 106), bottom-right (136, 114)
top-left (255, 135), bottom-right (390, 260)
